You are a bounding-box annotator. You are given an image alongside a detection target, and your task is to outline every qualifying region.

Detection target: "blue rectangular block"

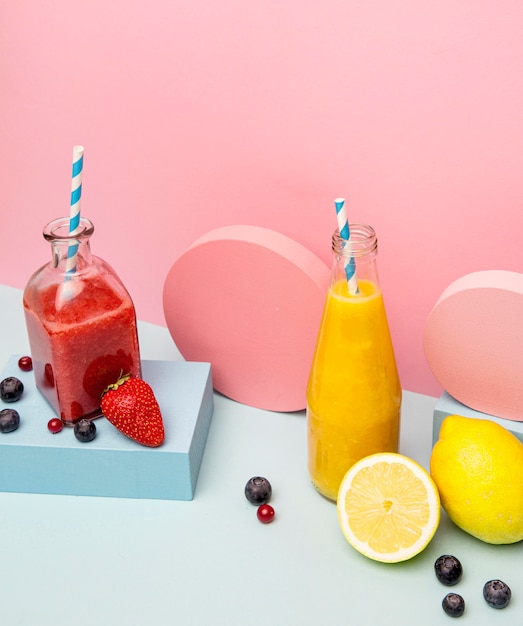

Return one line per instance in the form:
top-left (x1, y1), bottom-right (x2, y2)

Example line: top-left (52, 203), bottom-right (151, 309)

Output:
top-left (0, 356), bottom-right (213, 500)
top-left (433, 391), bottom-right (523, 446)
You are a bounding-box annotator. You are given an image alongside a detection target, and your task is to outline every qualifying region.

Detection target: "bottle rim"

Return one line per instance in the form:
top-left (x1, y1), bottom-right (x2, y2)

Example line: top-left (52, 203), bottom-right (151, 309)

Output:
top-left (332, 224), bottom-right (377, 257)
top-left (43, 216), bottom-right (94, 242)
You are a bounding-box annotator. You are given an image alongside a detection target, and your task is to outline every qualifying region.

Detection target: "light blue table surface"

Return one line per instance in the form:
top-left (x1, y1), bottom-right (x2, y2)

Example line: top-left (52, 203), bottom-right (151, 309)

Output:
top-left (1, 284), bottom-right (521, 625)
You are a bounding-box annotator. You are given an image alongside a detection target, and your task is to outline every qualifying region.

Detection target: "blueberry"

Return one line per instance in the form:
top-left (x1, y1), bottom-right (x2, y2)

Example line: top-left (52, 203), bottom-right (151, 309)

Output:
top-left (483, 579), bottom-right (511, 609)
top-left (74, 418), bottom-right (96, 443)
top-left (442, 593), bottom-right (465, 618)
top-left (0, 408), bottom-right (20, 433)
top-left (0, 377), bottom-right (24, 403)
top-left (434, 555), bottom-right (463, 586)
top-left (245, 476), bottom-right (272, 504)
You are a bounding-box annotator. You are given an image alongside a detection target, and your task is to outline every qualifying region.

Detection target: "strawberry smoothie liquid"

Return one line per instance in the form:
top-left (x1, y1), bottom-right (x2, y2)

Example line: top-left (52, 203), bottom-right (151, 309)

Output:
top-left (306, 226), bottom-right (401, 501)
top-left (23, 217), bottom-right (141, 424)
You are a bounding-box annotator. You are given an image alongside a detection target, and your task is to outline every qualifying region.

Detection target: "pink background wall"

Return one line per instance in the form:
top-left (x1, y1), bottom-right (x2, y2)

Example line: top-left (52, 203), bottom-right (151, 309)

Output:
top-left (2, 1), bottom-right (522, 398)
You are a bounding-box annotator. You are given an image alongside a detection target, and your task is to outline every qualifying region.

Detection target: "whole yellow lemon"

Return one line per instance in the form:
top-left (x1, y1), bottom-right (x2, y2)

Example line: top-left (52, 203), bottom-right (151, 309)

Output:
top-left (430, 414), bottom-right (523, 544)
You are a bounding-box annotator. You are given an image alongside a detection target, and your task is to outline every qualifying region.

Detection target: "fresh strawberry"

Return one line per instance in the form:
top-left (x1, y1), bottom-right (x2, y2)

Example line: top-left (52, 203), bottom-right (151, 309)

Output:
top-left (101, 373), bottom-right (164, 447)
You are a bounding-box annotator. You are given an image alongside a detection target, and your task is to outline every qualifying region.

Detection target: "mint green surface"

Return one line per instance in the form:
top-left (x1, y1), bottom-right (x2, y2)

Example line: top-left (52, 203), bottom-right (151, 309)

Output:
top-left (1, 284), bottom-right (522, 625)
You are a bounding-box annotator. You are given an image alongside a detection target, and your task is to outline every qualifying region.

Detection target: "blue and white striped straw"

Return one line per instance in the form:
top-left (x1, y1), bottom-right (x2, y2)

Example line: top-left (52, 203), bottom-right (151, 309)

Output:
top-left (334, 197), bottom-right (359, 295)
top-left (65, 145), bottom-right (84, 280)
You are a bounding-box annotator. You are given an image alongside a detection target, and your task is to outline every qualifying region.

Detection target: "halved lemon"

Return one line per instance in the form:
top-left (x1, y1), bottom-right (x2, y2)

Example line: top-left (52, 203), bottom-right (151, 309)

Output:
top-left (337, 452), bottom-right (440, 563)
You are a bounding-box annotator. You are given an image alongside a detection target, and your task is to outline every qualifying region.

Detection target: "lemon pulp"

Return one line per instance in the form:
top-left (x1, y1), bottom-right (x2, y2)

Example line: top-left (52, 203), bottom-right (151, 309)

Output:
top-left (337, 452), bottom-right (440, 563)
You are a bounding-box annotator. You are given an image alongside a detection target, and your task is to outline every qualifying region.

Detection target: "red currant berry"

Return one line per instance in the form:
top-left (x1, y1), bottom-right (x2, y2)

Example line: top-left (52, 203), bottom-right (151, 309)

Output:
top-left (257, 504), bottom-right (275, 524)
top-left (47, 418), bottom-right (63, 434)
top-left (18, 356), bottom-right (33, 372)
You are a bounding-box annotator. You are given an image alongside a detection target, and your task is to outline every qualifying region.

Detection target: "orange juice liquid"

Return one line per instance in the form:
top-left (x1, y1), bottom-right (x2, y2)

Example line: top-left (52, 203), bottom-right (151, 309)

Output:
top-left (306, 278), bottom-right (401, 500)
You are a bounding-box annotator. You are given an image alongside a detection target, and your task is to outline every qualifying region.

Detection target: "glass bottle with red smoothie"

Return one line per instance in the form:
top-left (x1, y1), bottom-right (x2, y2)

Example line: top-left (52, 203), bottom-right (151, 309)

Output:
top-left (23, 216), bottom-right (141, 424)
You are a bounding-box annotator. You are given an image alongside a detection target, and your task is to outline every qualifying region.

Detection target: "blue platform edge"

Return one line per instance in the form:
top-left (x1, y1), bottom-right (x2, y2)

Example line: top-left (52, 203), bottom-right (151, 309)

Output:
top-left (0, 356), bottom-right (214, 501)
top-left (432, 391), bottom-right (523, 446)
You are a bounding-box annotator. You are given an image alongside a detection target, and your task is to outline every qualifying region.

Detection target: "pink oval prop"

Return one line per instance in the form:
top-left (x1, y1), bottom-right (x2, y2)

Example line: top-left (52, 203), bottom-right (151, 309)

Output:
top-left (163, 226), bottom-right (330, 411)
top-left (424, 270), bottom-right (523, 421)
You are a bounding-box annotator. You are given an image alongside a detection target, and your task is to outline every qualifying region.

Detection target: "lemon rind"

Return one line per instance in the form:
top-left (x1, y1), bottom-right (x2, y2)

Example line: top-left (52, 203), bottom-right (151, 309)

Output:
top-left (337, 452), bottom-right (441, 563)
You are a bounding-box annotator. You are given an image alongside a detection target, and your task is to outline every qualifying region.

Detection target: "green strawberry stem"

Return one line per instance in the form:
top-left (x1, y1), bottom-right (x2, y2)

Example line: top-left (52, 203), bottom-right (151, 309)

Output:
top-left (102, 371), bottom-right (131, 395)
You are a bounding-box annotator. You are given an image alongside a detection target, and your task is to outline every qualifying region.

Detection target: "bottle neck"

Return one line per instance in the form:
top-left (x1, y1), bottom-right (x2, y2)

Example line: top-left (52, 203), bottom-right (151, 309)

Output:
top-left (331, 224), bottom-right (377, 259)
top-left (330, 224), bottom-right (380, 290)
top-left (43, 217), bottom-right (94, 271)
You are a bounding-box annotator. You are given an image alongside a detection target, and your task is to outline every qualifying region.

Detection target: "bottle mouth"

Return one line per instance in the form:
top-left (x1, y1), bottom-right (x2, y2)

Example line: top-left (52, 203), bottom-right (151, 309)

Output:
top-left (43, 217), bottom-right (94, 242)
top-left (332, 224), bottom-right (377, 257)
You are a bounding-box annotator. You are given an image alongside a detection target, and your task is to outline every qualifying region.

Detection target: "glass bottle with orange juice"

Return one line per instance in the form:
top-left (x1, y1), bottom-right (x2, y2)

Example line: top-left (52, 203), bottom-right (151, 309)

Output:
top-left (306, 223), bottom-right (401, 501)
